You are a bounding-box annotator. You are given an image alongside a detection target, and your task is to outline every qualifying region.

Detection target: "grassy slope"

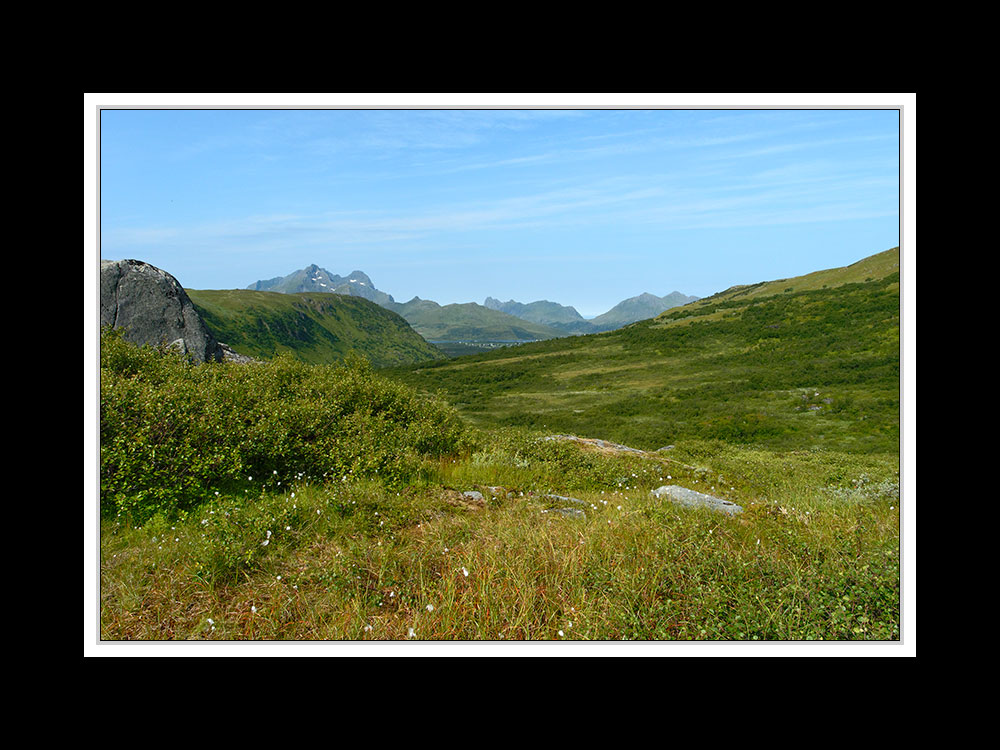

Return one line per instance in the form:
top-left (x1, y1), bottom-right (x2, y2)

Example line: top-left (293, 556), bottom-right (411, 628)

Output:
top-left (685, 247), bottom-right (900, 309)
top-left (385, 248), bottom-right (900, 455)
top-left (100, 430), bottom-right (900, 641)
top-left (187, 289), bottom-right (445, 368)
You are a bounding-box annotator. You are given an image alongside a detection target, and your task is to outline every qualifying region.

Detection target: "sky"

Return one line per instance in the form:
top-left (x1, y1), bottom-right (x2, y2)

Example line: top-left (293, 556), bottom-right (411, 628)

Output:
top-left (98, 99), bottom-right (901, 318)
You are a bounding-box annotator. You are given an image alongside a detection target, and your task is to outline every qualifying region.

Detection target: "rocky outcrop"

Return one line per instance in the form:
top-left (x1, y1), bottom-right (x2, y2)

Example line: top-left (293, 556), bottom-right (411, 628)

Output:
top-left (100, 259), bottom-right (251, 363)
top-left (540, 434), bottom-right (647, 455)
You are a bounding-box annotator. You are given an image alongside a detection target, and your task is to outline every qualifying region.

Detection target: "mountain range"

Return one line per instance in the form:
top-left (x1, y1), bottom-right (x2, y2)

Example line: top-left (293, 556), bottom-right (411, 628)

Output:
top-left (248, 265), bottom-right (699, 341)
top-left (485, 291), bottom-right (700, 333)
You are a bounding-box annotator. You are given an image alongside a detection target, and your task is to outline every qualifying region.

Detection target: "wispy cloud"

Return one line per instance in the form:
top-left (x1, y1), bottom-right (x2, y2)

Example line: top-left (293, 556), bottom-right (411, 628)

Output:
top-left (100, 108), bottom-right (901, 297)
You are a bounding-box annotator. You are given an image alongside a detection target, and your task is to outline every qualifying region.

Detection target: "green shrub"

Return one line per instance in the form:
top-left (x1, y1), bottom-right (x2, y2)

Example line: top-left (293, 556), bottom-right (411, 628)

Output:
top-left (100, 328), bottom-right (471, 523)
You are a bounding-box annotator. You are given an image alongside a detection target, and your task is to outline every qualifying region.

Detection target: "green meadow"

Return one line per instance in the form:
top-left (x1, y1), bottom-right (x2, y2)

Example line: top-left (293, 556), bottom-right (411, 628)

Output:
top-left (99, 249), bottom-right (902, 642)
top-left (386, 249), bottom-right (900, 456)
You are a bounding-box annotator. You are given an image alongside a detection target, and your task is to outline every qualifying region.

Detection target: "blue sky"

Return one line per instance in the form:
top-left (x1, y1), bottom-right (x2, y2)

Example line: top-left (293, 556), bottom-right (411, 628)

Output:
top-left (99, 105), bottom-right (900, 317)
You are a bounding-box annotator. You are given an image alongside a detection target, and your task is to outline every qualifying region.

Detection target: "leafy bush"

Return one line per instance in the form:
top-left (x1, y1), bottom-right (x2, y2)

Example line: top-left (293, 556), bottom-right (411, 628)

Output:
top-left (100, 328), bottom-right (472, 523)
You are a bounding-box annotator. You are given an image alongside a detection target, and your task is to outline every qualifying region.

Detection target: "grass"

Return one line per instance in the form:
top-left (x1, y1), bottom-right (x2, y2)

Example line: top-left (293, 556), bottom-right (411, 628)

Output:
top-left (385, 263), bottom-right (900, 455)
top-left (100, 428), bottom-right (900, 642)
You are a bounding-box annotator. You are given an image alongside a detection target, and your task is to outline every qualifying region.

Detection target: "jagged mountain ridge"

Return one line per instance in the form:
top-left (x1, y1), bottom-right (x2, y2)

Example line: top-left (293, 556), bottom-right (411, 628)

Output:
top-left (248, 264), bottom-right (395, 307)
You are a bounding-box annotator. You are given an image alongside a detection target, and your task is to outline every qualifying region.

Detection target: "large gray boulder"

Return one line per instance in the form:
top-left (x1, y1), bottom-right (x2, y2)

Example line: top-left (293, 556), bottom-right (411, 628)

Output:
top-left (100, 258), bottom-right (227, 363)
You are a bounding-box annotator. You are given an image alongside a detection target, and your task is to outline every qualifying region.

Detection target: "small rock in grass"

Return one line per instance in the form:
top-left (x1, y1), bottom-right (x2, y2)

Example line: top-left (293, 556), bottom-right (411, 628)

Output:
top-left (651, 485), bottom-right (743, 515)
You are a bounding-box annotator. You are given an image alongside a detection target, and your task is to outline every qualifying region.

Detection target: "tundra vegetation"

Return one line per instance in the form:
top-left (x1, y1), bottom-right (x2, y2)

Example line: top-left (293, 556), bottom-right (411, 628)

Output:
top-left (99, 251), bottom-right (901, 642)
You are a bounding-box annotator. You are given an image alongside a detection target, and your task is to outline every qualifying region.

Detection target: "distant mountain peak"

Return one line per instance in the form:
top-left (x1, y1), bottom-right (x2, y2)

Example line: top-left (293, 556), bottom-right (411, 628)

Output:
top-left (247, 265), bottom-right (394, 306)
top-left (346, 270), bottom-right (373, 286)
top-left (587, 290), bottom-right (700, 330)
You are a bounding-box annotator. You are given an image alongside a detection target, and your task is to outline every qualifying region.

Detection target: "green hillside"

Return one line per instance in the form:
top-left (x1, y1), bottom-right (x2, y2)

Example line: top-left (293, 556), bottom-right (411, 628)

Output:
top-left (386, 298), bottom-right (567, 342)
top-left (385, 248), bottom-right (900, 454)
top-left (186, 289), bottom-right (445, 367)
top-left (683, 247), bottom-right (900, 310)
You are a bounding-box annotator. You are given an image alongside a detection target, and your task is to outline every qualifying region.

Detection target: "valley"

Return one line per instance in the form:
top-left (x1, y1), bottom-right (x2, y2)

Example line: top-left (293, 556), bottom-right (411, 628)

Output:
top-left (386, 248), bottom-right (900, 455)
top-left (98, 246), bottom-right (903, 643)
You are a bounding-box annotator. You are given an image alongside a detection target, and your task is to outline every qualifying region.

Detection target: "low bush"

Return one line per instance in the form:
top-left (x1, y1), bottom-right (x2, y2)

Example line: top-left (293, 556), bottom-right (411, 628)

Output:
top-left (100, 328), bottom-right (472, 523)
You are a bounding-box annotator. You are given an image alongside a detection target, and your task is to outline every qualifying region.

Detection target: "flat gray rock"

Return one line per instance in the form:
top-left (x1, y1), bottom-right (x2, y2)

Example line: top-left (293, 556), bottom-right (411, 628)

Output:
top-left (463, 490), bottom-right (484, 501)
top-left (542, 508), bottom-right (586, 519)
top-left (651, 485), bottom-right (743, 515)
